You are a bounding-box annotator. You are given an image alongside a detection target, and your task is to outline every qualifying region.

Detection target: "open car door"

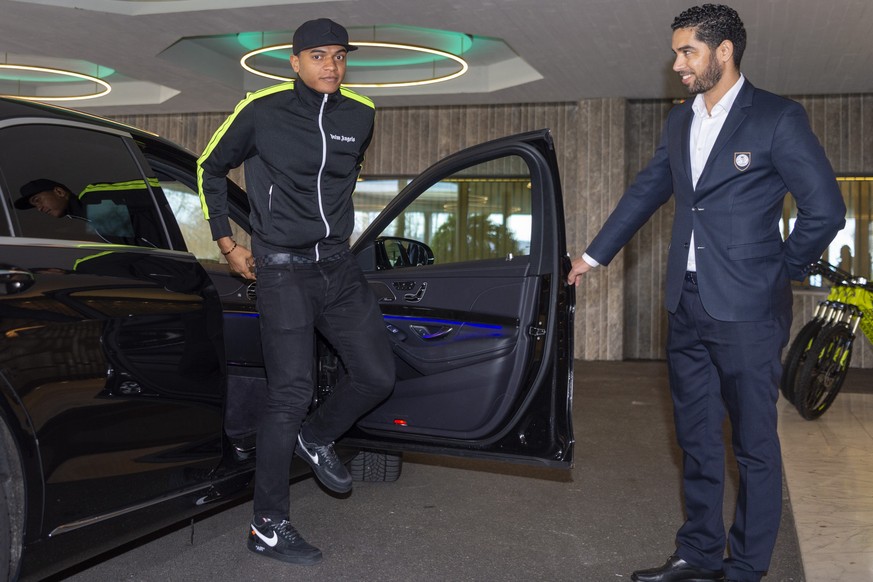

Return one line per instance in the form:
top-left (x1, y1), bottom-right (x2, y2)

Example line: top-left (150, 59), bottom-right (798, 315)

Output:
top-left (339, 130), bottom-right (574, 468)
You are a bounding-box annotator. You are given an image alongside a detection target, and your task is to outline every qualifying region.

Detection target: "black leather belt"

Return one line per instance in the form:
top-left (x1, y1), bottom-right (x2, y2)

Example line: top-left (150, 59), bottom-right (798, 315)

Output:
top-left (255, 250), bottom-right (349, 267)
top-left (685, 271), bottom-right (698, 285)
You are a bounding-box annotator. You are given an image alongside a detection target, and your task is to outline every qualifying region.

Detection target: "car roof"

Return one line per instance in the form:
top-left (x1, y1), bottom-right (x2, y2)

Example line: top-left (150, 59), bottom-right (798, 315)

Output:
top-left (0, 96), bottom-right (194, 156)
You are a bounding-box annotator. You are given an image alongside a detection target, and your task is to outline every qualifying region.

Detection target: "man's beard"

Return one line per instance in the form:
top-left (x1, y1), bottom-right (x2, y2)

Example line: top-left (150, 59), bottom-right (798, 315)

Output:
top-left (688, 52), bottom-right (723, 94)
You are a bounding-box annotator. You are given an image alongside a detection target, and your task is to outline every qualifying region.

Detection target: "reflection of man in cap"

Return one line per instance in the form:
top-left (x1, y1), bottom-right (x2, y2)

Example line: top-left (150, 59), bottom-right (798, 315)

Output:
top-left (15, 178), bottom-right (85, 218)
top-left (198, 17), bottom-right (394, 567)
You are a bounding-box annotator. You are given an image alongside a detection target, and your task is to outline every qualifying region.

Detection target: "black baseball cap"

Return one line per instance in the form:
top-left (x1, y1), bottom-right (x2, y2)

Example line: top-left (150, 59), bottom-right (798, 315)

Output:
top-left (15, 178), bottom-right (68, 209)
top-left (292, 18), bottom-right (357, 55)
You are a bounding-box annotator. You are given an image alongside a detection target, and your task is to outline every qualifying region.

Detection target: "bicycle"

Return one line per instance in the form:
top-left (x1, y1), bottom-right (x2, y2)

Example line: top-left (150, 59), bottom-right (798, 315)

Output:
top-left (780, 260), bottom-right (873, 419)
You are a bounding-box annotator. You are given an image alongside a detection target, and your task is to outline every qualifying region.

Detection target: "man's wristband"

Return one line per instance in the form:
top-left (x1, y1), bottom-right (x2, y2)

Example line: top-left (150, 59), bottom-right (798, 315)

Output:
top-left (221, 240), bottom-right (238, 256)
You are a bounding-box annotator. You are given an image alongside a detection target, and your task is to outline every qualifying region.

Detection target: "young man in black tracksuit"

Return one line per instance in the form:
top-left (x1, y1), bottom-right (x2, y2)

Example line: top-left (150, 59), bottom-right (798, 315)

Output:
top-left (197, 18), bottom-right (395, 565)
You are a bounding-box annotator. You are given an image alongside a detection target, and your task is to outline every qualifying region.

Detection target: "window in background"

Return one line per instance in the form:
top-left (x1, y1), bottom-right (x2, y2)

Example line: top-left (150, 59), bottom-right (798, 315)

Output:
top-left (359, 154), bottom-right (533, 266)
top-left (161, 179), bottom-right (246, 262)
top-left (783, 177), bottom-right (873, 284)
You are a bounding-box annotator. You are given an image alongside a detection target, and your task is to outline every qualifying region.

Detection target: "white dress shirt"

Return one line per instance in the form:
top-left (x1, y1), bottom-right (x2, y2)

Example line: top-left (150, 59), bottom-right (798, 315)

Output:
top-left (686, 74), bottom-right (745, 271)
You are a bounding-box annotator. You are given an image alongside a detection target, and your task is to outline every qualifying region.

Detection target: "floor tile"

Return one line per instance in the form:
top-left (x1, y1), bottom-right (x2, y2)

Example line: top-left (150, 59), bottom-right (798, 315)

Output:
top-left (780, 388), bottom-right (873, 582)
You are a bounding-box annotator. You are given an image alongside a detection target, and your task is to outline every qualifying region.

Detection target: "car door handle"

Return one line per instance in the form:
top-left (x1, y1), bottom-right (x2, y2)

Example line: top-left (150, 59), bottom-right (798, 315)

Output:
top-left (0, 266), bottom-right (35, 295)
top-left (409, 324), bottom-right (453, 340)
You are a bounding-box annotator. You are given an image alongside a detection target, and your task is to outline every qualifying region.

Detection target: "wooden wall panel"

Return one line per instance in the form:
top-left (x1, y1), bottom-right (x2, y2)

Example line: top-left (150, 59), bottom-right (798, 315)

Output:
top-left (622, 100), bottom-right (674, 360)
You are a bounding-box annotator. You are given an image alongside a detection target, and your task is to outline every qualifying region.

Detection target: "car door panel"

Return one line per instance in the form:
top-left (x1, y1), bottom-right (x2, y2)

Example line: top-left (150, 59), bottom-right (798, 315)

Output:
top-left (342, 130), bottom-right (574, 468)
top-left (358, 269), bottom-right (543, 436)
top-left (376, 263), bottom-right (525, 375)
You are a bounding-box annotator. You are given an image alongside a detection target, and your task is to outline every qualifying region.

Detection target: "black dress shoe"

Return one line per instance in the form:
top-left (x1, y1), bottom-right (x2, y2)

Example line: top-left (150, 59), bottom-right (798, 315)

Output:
top-left (631, 555), bottom-right (724, 582)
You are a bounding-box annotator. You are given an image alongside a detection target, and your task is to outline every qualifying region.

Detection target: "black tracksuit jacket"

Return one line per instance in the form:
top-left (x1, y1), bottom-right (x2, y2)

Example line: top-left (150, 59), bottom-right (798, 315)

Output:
top-left (197, 78), bottom-right (375, 260)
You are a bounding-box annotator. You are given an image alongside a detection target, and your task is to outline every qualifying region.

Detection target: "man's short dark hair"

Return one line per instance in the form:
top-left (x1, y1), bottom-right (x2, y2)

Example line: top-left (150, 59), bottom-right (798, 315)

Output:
top-left (672, 4), bottom-right (746, 69)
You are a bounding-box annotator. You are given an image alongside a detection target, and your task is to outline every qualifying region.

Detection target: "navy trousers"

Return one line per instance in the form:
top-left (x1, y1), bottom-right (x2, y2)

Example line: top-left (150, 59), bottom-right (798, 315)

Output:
top-left (252, 251), bottom-right (395, 520)
top-left (667, 274), bottom-right (791, 582)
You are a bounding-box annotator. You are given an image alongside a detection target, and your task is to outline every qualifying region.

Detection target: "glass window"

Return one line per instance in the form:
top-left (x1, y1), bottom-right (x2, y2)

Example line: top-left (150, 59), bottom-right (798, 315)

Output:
top-left (0, 124), bottom-right (167, 248)
top-left (159, 178), bottom-right (247, 262)
top-left (361, 155), bottom-right (533, 266)
top-left (351, 178), bottom-right (410, 244)
top-left (783, 177), bottom-right (873, 284)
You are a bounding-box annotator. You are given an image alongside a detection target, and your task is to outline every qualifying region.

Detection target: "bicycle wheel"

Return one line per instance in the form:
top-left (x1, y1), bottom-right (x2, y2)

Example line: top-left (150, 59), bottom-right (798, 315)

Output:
top-left (781, 319), bottom-right (824, 405)
top-left (794, 323), bottom-right (854, 420)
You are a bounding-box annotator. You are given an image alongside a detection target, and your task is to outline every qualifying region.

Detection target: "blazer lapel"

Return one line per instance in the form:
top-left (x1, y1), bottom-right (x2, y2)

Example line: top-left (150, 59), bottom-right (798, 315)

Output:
top-left (680, 107), bottom-right (693, 187)
top-left (697, 81), bottom-right (755, 189)
top-left (669, 103), bottom-right (695, 188)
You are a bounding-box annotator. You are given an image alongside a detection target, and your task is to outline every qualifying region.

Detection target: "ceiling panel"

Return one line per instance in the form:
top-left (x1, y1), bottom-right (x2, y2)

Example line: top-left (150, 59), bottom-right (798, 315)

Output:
top-left (2, 0), bottom-right (871, 115)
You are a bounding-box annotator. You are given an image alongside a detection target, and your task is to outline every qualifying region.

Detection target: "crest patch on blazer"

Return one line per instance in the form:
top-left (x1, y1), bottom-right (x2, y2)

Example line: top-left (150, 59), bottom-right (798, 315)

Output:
top-left (734, 152), bottom-right (751, 172)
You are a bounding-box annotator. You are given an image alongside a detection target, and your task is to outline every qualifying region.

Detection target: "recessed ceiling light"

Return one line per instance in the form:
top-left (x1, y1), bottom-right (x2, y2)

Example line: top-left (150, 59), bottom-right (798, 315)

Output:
top-left (0, 63), bottom-right (112, 101)
top-left (240, 41), bottom-right (468, 88)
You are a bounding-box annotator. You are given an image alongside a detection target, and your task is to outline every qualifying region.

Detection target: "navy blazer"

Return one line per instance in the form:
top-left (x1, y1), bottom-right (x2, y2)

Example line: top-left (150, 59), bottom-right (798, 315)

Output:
top-left (586, 80), bottom-right (846, 322)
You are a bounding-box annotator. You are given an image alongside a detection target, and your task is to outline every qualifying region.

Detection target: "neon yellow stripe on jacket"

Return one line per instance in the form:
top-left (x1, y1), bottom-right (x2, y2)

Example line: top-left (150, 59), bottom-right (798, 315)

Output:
top-left (196, 81), bottom-right (297, 219)
top-left (340, 86), bottom-right (375, 110)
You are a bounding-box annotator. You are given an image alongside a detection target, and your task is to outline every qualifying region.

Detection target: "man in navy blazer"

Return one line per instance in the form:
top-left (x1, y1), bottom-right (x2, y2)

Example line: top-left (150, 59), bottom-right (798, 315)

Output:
top-left (568, 5), bottom-right (846, 582)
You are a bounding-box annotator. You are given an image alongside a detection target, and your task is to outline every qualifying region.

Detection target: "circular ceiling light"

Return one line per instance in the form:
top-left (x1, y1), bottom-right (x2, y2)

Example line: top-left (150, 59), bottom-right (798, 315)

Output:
top-left (240, 41), bottom-right (468, 88)
top-left (0, 64), bottom-right (112, 101)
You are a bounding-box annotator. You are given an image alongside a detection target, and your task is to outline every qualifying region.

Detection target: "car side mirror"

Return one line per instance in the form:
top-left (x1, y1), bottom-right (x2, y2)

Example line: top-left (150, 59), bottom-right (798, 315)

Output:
top-left (374, 237), bottom-right (435, 270)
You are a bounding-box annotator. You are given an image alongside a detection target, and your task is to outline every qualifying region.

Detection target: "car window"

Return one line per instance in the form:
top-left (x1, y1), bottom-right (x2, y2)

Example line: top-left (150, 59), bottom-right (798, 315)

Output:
top-left (0, 123), bottom-right (168, 248)
top-left (372, 154), bottom-right (532, 266)
top-left (154, 175), bottom-right (247, 262)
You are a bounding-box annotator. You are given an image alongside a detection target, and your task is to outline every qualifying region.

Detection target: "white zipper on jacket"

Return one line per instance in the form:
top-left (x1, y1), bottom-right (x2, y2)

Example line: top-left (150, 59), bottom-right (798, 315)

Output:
top-left (315, 93), bottom-right (330, 261)
top-left (268, 184), bottom-right (273, 211)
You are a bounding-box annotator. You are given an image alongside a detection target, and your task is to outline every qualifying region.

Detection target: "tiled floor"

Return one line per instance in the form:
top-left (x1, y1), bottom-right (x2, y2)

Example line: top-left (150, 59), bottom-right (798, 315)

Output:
top-left (779, 370), bottom-right (873, 582)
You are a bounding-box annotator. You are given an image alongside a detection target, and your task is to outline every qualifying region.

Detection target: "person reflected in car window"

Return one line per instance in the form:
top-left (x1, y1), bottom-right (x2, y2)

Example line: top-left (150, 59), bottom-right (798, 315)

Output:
top-left (15, 178), bottom-right (86, 219)
top-left (16, 177), bottom-right (163, 248)
top-left (77, 179), bottom-right (164, 248)
top-left (197, 17), bottom-right (395, 567)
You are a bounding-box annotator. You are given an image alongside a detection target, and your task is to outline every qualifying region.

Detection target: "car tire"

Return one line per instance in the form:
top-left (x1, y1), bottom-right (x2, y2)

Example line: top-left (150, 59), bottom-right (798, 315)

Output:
top-left (349, 451), bottom-right (402, 482)
top-left (0, 418), bottom-right (24, 582)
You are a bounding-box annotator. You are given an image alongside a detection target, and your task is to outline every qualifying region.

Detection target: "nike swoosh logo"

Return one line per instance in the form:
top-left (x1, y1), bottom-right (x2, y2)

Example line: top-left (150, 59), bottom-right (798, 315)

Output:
top-left (252, 526), bottom-right (278, 547)
top-left (299, 436), bottom-right (320, 465)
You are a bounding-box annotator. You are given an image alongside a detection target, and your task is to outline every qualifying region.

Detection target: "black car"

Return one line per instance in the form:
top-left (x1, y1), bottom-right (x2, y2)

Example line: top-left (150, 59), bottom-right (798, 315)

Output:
top-left (0, 97), bottom-right (574, 580)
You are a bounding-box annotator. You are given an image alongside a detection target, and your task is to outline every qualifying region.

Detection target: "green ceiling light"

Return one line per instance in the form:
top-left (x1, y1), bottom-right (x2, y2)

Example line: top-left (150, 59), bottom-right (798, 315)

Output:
top-left (237, 25), bottom-right (473, 67)
top-left (240, 41), bottom-right (468, 88)
top-left (160, 24), bottom-right (538, 97)
top-left (347, 42), bottom-right (468, 87)
top-left (0, 63), bottom-right (112, 101)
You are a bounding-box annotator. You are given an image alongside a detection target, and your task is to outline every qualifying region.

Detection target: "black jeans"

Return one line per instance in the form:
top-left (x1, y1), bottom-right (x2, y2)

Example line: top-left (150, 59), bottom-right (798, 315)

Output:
top-left (252, 251), bottom-right (395, 520)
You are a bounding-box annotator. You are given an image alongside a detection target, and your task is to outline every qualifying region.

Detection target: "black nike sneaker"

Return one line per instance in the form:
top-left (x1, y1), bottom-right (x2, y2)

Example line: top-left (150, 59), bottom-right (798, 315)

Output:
top-left (295, 427), bottom-right (352, 494)
top-left (247, 516), bottom-right (322, 565)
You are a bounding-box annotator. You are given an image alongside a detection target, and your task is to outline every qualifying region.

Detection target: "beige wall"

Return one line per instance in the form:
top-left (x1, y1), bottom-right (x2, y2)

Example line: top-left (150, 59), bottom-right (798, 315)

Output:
top-left (110, 92), bottom-right (873, 367)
